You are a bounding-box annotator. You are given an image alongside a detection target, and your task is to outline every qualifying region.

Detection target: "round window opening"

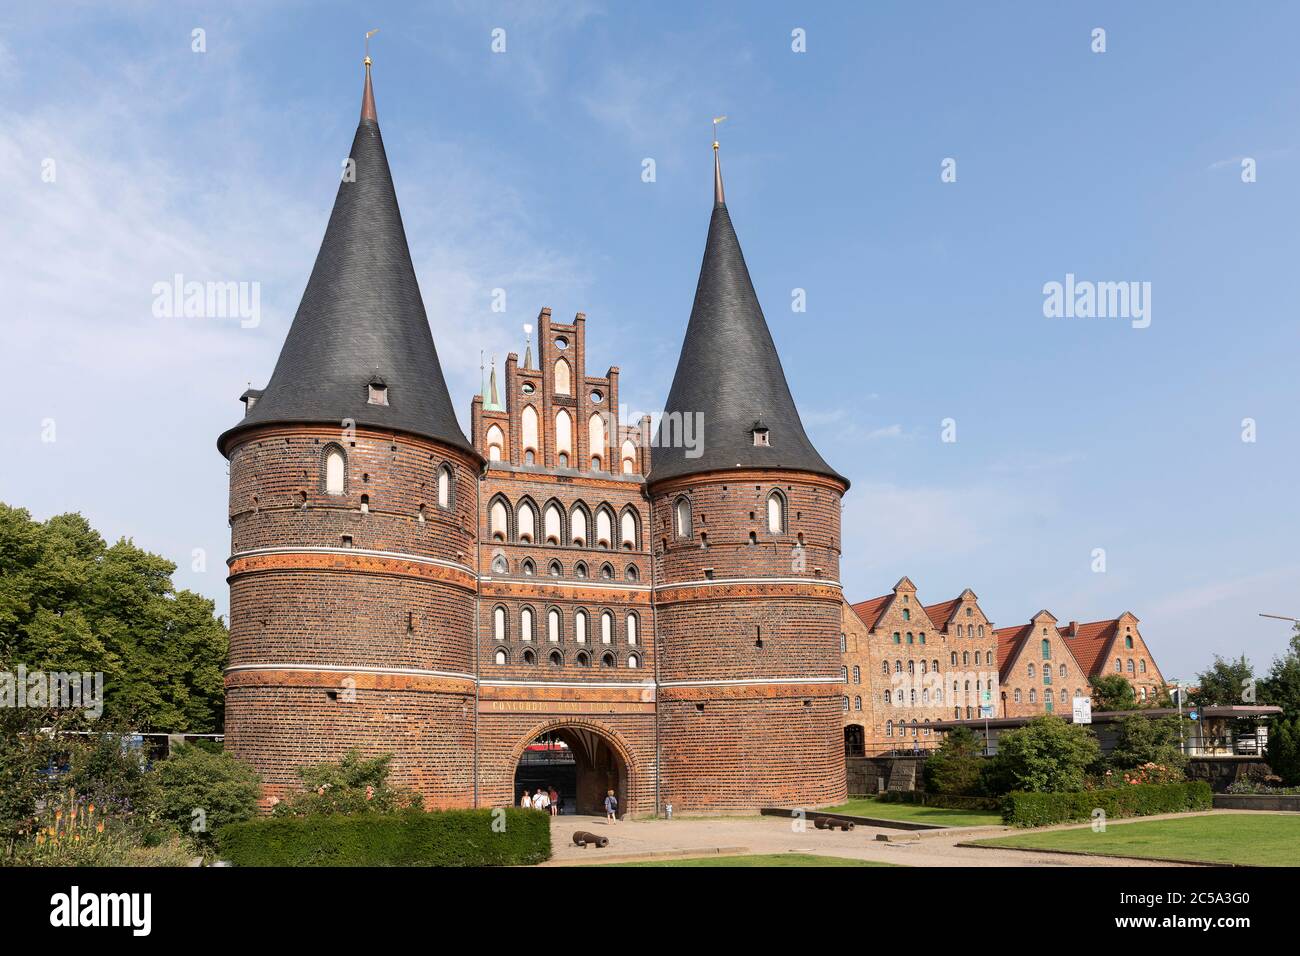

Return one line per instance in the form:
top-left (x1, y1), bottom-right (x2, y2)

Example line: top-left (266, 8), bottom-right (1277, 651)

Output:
top-left (521, 382), bottom-right (535, 394)
top-left (590, 390), bottom-right (603, 404)
top-left (554, 336), bottom-right (569, 350)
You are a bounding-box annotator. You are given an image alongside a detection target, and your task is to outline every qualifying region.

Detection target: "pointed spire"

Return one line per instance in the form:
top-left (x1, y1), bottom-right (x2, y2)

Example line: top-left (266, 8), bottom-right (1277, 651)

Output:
top-left (219, 49), bottom-right (472, 458)
top-left (489, 358), bottom-right (501, 408)
top-left (648, 131), bottom-right (845, 488)
top-left (361, 29), bottom-right (378, 123)
top-left (712, 115), bottom-right (727, 206)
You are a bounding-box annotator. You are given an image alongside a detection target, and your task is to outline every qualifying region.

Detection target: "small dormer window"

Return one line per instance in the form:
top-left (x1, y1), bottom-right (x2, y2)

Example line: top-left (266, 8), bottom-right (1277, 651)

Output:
top-left (751, 421), bottom-right (770, 447)
top-left (368, 376), bottom-right (389, 406)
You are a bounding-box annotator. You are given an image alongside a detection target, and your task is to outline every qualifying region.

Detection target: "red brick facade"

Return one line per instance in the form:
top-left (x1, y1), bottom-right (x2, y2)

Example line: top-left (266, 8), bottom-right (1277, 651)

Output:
top-left (225, 316), bottom-right (848, 814)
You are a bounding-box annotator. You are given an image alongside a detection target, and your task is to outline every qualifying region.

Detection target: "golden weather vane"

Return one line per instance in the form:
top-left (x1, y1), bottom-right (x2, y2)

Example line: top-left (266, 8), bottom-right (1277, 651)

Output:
top-left (365, 28), bottom-right (379, 65)
top-left (712, 115), bottom-right (727, 149)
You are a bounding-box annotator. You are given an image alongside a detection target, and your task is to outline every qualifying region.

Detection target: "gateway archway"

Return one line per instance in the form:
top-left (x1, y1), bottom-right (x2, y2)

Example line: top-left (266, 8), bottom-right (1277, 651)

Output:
top-left (511, 722), bottom-right (632, 817)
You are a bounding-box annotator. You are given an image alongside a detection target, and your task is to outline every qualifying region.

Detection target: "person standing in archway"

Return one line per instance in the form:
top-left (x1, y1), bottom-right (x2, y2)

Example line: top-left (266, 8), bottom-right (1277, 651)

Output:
top-left (548, 785), bottom-right (559, 816)
top-left (520, 789), bottom-right (532, 809)
top-left (604, 789), bottom-right (618, 824)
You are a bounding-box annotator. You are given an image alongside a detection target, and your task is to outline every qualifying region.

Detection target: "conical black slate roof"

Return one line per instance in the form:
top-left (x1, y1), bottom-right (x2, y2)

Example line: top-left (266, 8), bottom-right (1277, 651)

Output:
top-left (218, 65), bottom-right (473, 458)
top-left (648, 149), bottom-right (845, 488)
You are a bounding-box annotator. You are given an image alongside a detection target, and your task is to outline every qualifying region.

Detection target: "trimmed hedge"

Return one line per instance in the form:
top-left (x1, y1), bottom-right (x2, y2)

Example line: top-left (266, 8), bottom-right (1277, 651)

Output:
top-left (215, 809), bottom-right (552, 866)
top-left (1002, 781), bottom-right (1212, 828)
top-left (876, 791), bottom-right (1001, 812)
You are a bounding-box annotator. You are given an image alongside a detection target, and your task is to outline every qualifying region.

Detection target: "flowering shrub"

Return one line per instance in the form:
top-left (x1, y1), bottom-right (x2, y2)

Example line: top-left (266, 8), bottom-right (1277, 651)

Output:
top-left (12, 788), bottom-right (190, 867)
top-left (271, 751), bottom-right (421, 817)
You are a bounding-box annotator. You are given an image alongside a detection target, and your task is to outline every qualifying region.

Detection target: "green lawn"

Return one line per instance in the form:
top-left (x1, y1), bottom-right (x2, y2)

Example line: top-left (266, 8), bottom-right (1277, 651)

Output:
top-left (974, 813), bottom-right (1300, 866)
top-left (609, 853), bottom-right (894, 867)
top-left (824, 797), bottom-right (1003, 828)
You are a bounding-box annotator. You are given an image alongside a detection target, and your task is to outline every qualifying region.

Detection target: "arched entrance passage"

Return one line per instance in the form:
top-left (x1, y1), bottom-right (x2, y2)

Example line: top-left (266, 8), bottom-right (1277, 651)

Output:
top-left (844, 724), bottom-right (865, 758)
top-left (510, 719), bottom-right (634, 817)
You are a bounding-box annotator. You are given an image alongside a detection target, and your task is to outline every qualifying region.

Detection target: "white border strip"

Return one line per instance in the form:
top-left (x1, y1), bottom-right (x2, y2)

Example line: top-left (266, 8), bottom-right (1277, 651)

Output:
top-left (478, 679), bottom-right (656, 690)
top-left (655, 576), bottom-right (842, 591)
top-left (228, 546), bottom-right (474, 576)
top-left (480, 577), bottom-right (650, 592)
top-left (657, 676), bottom-right (843, 688)
top-left (224, 663), bottom-right (477, 682)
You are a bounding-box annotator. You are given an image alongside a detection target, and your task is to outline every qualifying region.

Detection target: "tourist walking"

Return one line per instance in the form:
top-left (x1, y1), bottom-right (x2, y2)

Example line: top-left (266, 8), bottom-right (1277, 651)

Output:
top-left (548, 786), bottom-right (559, 816)
top-left (604, 789), bottom-right (618, 823)
top-left (520, 789), bottom-right (531, 809)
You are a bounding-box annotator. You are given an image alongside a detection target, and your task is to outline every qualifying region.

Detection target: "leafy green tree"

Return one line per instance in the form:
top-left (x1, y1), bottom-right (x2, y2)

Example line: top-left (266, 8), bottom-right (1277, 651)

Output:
top-left (1107, 715), bottom-right (1187, 773)
top-left (982, 716), bottom-right (1101, 794)
top-left (1090, 674), bottom-right (1138, 711)
top-left (924, 727), bottom-right (986, 796)
top-left (0, 708), bottom-right (65, 858)
top-left (1260, 627), bottom-right (1300, 719)
top-left (0, 503), bottom-right (228, 731)
top-left (1265, 716), bottom-right (1300, 786)
top-left (272, 751), bottom-right (421, 816)
top-left (154, 745), bottom-right (260, 852)
top-left (1190, 654), bottom-right (1255, 708)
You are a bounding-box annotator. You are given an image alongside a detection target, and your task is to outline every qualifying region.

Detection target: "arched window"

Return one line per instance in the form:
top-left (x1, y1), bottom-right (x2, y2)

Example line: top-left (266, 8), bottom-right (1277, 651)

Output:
top-left (576, 651), bottom-right (590, 668)
top-left (521, 405), bottom-right (540, 460)
top-left (626, 564), bottom-right (639, 583)
top-left (1127, 659), bottom-right (1135, 674)
top-left (627, 653), bottom-right (640, 669)
top-left (493, 647), bottom-right (508, 665)
top-left (600, 652), bottom-right (615, 668)
top-left (588, 413), bottom-right (607, 470)
top-left (1125, 635), bottom-right (1134, 649)
top-left (626, 613), bottom-right (639, 645)
top-left (489, 499), bottom-right (510, 541)
top-left (520, 607), bottom-right (534, 642)
top-left (574, 609), bottom-right (588, 644)
top-left (486, 424), bottom-right (504, 462)
top-left (554, 358), bottom-right (571, 395)
top-left (1116, 658), bottom-right (1123, 672)
top-left (1041, 639), bottom-right (1051, 659)
top-left (601, 611), bottom-right (613, 644)
top-left (885, 690), bottom-right (892, 704)
top-left (571, 506), bottom-right (588, 546)
top-left (766, 490), bottom-right (785, 534)
top-left (1029, 689), bottom-right (1037, 704)
top-left (549, 650), bottom-right (563, 667)
top-left (673, 497), bottom-right (691, 538)
top-left (574, 561), bottom-right (589, 579)
top-left (907, 661), bottom-right (915, 675)
top-left (1027, 663), bottom-right (1035, 678)
top-left (544, 502), bottom-right (562, 545)
top-left (1060, 664), bottom-right (1067, 677)
top-left (894, 660), bottom-right (902, 673)
top-left (518, 501), bottom-right (537, 543)
top-left (522, 648), bottom-right (536, 666)
top-left (436, 464), bottom-right (453, 509)
top-left (950, 652), bottom-right (958, 666)
top-left (852, 665), bottom-right (861, 684)
top-left (493, 606), bottom-right (506, 641)
top-left (854, 696), bottom-right (862, 711)
top-left (548, 608), bottom-right (561, 643)
top-left (1043, 668), bottom-right (1052, 685)
top-left (1014, 688), bottom-right (1022, 703)
top-left (555, 409), bottom-right (573, 464)
top-left (1139, 659), bottom-right (1146, 674)
top-left (963, 651), bottom-right (970, 666)
top-left (600, 562), bottom-right (614, 580)
top-left (978, 625), bottom-right (984, 637)
top-left (620, 509), bottom-right (638, 550)
top-left (547, 560), bottom-right (562, 577)
top-left (841, 665), bottom-right (849, 683)
top-left (842, 697), bottom-right (850, 713)
top-left (491, 554), bottom-right (508, 574)
top-left (621, 439), bottom-right (637, 475)
top-left (324, 445), bottom-right (345, 495)
top-left (596, 507), bottom-right (614, 548)
top-left (521, 558), bottom-right (535, 576)
top-left (886, 720), bottom-right (893, 738)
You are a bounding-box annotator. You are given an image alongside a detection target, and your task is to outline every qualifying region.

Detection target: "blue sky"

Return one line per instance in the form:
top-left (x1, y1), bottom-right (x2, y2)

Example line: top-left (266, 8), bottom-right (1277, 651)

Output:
top-left (2, 1), bottom-right (1298, 681)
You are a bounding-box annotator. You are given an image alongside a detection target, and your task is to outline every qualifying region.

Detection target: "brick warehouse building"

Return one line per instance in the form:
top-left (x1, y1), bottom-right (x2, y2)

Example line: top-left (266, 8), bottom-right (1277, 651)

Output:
top-left (218, 61), bottom-right (848, 814)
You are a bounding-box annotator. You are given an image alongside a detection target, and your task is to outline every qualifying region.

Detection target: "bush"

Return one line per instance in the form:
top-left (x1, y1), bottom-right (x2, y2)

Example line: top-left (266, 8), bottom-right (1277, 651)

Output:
top-left (1001, 781), bottom-right (1212, 827)
top-left (923, 727), bottom-right (986, 796)
top-left (982, 716), bottom-right (1100, 795)
top-left (154, 745), bottom-right (260, 852)
top-left (270, 751), bottom-right (421, 816)
top-left (216, 809), bottom-right (552, 867)
top-left (876, 791), bottom-right (1001, 812)
top-left (1107, 715), bottom-right (1187, 774)
top-left (1266, 716), bottom-right (1300, 786)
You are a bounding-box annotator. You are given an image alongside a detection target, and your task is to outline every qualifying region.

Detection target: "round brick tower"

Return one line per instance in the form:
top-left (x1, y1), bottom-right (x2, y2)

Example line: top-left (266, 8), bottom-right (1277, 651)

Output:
top-left (217, 59), bottom-right (480, 808)
top-left (648, 138), bottom-right (849, 811)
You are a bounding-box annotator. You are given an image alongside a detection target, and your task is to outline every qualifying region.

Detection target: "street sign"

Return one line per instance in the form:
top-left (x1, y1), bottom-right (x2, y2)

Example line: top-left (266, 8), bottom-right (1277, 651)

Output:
top-left (1072, 696), bottom-right (1092, 724)
top-left (979, 704), bottom-right (994, 718)
top-left (981, 690), bottom-right (992, 704)
top-left (1189, 710), bottom-right (1199, 721)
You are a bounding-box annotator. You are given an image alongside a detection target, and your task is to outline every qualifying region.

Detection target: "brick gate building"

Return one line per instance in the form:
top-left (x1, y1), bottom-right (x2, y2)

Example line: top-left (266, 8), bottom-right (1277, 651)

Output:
top-left (218, 60), bottom-right (847, 814)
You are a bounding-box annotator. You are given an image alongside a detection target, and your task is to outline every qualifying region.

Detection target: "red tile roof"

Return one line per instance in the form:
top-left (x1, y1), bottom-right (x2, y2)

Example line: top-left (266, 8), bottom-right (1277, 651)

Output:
top-left (850, 594), bottom-right (892, 631)
top-left (994, 625), bottom-right (1031, 678)
top-left (922, 598), bottom-right (960, 631)
top-left (1059, 619), bottom-right (1119, 676)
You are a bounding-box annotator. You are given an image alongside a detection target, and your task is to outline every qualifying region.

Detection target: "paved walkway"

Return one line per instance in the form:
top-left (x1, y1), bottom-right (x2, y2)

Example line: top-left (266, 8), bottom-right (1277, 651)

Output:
top-left (542, 813), bottom-right (1188, 867)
